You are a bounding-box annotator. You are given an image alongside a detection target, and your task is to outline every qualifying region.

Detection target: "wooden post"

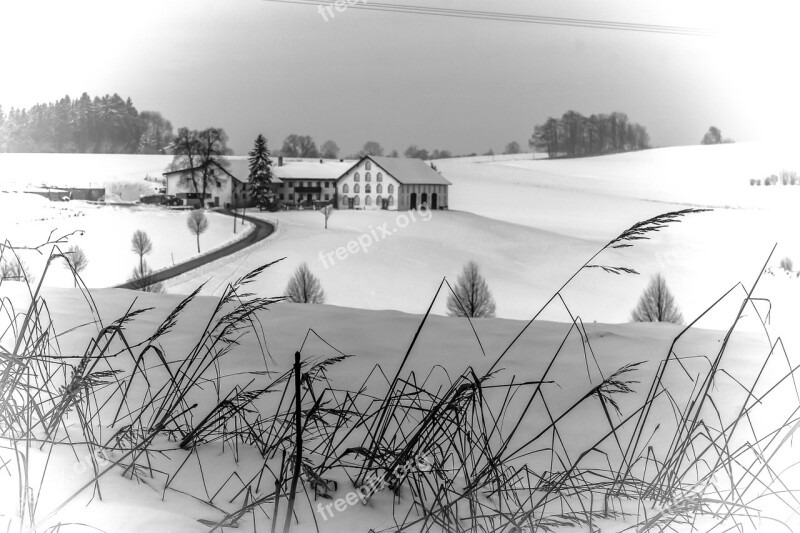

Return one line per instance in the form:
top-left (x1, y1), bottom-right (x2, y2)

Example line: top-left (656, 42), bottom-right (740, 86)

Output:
top-left (282, 351), bottom-right (302, 533)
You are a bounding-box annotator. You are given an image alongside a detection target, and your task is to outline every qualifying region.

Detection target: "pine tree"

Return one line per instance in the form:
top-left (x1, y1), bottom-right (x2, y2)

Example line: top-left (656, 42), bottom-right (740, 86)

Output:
top-left (248, 134), bottom-right (274, 210)
top-left (446, 261), bottom-right (496, 318)
top-left (631, 273), bottom-right (684, 324)
top-left (285, 263), bottom-right (326, 304)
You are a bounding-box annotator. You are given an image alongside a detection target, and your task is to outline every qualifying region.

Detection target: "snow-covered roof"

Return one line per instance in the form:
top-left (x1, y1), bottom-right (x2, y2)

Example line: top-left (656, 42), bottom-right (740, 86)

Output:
top-left (272, 159), bottom-right (355, 181)
top-left (346, 156), bottom-right (452, 185)
top-left (164, 157), bottom-right (284, 185)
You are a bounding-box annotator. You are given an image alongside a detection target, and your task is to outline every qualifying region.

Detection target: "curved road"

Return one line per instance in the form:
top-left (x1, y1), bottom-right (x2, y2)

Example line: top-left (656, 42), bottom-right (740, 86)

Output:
top-left (116, 209), bottom-right (275, 290)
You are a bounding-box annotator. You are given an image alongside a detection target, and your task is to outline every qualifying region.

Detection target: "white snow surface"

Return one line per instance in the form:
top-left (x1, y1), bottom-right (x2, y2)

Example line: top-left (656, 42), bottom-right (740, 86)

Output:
top-left (0, 193), bottom-right (251, 288)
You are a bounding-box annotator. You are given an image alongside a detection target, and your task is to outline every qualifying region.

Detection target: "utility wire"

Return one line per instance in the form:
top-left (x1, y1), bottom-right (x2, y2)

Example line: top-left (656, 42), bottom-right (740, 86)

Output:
top-left (261, 0), bottom-right (714, 37)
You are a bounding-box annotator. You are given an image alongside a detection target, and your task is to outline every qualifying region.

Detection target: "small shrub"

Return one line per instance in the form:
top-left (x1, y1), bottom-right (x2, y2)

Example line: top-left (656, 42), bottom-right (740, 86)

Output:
top-left (285, 263), bottom-right (325, 303)
top-left (779, 257), bottom-right (793, 272)
top-left (446, 261), bottom-right (496, 318)
top-left (631, 273), bottom-right (683, 324)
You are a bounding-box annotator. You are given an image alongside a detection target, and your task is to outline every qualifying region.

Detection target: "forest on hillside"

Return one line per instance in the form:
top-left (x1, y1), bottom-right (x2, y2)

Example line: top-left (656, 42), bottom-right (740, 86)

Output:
top-left (0, 93), bottom-right (174, 154)
top-left (530, 111), bottom-right (650, 158)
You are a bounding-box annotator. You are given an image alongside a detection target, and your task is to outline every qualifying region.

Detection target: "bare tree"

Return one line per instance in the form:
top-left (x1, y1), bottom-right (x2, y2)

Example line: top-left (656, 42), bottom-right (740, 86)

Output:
top-left (360, 141), bottom-right (384, 157)
top-left (631, 273), bottom-right (684, 324)
top-left (503, 141), bottom-right (522, 154)
top-left (320, 140), bottom-right (340, 159)
top-left (187, 210), bottom-right (209, 253)
top-left (131, 230), bottom-right (153, 274)
top-left (321, 204), bottom-right (333, 229)
top-left (285, 263), bottom-right (326, 303)
top-left (446, 261), bottom-right (496, 318)
top-left (64, 245), bottom-right (88, 285)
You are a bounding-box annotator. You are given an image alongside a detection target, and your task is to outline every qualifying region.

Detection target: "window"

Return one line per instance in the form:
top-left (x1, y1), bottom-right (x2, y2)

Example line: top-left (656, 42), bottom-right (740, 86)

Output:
top-left (388, 195), bottom-right (394, 206)
top-left (340, 195), bottom-right (348, 205)
top-left (377, 172), bottom-right (383, 182)
top-left (354, 183), bottom-right (360, 193)
top-left (376, 195), bottom-right (382, 206)
top-left (365, 160), bottom-right (372, 170)
top-left (324, 193), bottom-right (330, 200)
top-left (388, 184), bottom-right (394, 194)
top-left (376, 184), bottom-right (382, 194)
top-left (354, 195), bottom-right (360, 206)
top-left (289, 193), bottom-right (294, 200)
top-left (342, 184), bottom-right (349, 193)
top-left (279, 193), bottom-right (285, 200)
top-left (324, 181), bottom-right (329, 188)
top-left (365, 184), bottom-right (371, 193)
top-left (365, 172), bottom-right (371, 182)
top-left (288, 181), bottom-right (293, 188)
top-left (365, 195), bottom-right (372, 206)
top-left (354, 172), bottom-right (360, 181)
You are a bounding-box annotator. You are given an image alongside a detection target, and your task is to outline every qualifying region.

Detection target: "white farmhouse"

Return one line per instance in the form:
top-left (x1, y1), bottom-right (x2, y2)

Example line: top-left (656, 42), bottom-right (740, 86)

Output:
top-left (163, 157), bottom-right (263, 208)
top-left (336, 156), bottom-right (450, 211)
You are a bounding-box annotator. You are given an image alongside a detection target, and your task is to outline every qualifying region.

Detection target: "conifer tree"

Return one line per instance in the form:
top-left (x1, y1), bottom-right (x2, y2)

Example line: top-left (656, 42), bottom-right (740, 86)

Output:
top-left (249, 134), bottom-right (274, 210)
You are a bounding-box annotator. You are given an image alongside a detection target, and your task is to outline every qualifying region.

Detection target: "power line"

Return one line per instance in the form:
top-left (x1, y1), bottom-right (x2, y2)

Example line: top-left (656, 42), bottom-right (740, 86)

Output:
top-left (261, 0), bottom-right (714, 37)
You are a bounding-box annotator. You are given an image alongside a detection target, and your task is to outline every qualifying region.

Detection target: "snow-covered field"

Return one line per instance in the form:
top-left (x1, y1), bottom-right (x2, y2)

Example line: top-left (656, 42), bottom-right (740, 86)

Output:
top-left (2, 144), bottom-right (800, 532)
top-left (0, 284), bottom-right (797, 532)
top-left (165, 144), bottom-right (800, 333)
top-left (0, 192), bottom-right (251, 288)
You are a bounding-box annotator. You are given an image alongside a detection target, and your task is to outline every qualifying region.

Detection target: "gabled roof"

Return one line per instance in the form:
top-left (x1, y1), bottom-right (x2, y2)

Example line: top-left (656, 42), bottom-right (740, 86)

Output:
top-left (339, 156), bottom-right (451, 186)
top-left (163, 156), bottom-right (282, 184)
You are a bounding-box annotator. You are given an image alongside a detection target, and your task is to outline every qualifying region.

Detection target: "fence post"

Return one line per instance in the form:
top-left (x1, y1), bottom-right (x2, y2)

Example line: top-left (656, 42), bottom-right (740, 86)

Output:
top-left (283, 351), bottom-right (303, 533)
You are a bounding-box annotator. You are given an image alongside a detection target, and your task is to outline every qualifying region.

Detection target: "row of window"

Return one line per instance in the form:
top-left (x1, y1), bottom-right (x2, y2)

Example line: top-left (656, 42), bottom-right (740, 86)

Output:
top-left (340, 194), bottom-right (394, 207)
top-left (283, 181), bottom-right (333, 188)
top-left (279, 193), bottom-right (332, 201)
top-left (353, 172), bottom-right (382, 182)
top-left (342, 183), bottom-right (393, 194)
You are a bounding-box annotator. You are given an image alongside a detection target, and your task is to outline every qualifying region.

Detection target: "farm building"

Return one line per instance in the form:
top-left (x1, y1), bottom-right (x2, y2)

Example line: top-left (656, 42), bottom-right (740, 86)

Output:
top-left (164, 155), bottom-right (451, 211)
top-left (163, 157), bottom-right (269, 208)
top-left (272, 157), bottom-right (353, 206)
top-left (336, 156), bottom-right (450, 210)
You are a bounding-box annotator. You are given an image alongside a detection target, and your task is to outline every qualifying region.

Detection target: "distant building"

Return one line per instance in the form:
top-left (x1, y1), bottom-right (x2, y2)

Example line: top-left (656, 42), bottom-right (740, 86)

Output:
top-left (336, 156), bottom-right (450, 210)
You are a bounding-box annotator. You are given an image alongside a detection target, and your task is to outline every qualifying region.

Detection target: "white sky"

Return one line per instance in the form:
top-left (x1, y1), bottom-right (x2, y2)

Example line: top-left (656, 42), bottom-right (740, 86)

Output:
top-left (1, 0), bottom-right (798, 154)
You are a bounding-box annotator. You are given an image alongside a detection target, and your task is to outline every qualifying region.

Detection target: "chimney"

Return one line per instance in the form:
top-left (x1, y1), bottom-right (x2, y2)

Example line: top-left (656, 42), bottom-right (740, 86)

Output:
top-left (278, 155), bottom-right (283, 167)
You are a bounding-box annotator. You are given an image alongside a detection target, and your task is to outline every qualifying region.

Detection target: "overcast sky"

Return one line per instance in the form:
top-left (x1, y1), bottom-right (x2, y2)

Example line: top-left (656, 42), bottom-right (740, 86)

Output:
top-left (1, 0), bottom-right (797, 155)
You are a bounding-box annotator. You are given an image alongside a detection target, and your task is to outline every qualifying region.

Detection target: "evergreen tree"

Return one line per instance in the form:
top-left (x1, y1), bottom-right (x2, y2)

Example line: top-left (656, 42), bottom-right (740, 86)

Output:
top-left (446, 261), bottom-right (496, 318)
top-left (248, 134), bottom-right (274, 210)
top-left (285, 263), bottom-right (326, 304)
top-left (631, 273), bottom-right (684, 324)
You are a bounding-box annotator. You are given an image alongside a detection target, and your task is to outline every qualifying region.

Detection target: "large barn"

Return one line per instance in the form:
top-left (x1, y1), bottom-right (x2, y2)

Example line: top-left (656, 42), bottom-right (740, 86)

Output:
top-left (336, 156), bottom-right (450, 211)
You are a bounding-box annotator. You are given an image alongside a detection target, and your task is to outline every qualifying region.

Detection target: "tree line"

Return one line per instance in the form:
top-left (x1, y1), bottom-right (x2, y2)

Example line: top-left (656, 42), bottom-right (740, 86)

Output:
top-left (529, 111), bottom-right (649, 158)
top-left (0, 93), bottom-right (174, 153)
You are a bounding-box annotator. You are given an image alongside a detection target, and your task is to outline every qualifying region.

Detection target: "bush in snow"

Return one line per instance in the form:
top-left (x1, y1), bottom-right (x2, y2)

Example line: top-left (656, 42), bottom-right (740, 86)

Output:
top-left (446, 260), bottom-right (496, 318)
top-left (285, 263), bottom-right (326, 304)
top-left (779, 257), bottom-right (793, 272)
top-left (128, 259), bottom-right (164, 293)
top-left (631, 273), bottom-right (683, 324)
top-left (0, 257), bottom-right (34, 283)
